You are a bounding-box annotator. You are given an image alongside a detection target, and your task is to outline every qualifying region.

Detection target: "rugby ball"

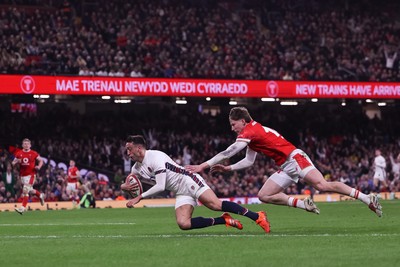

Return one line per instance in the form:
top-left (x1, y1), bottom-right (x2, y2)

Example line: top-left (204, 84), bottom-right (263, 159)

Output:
top-left (124, 174), bottom-right (143, 198)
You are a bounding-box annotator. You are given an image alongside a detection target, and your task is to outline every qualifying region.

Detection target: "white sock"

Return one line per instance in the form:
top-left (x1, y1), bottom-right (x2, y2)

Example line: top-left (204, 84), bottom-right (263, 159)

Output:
top-left (350, 188), bottom-right (370, 205)
top-left (288, 197), bottom-right (306, 210)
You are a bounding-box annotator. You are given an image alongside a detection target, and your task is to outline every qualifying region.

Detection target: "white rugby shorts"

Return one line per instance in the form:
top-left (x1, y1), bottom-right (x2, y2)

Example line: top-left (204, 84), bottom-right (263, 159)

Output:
top-left (21, 174), bottom-right (35, 186)
top-left (175, 173), bottom-right (210, 209)
top-left (374, 170), bottom-right (387, 181)
top-left (66, 182), bottom-right (79, 192)
top-left (269, 149), bottom-right (316, 189)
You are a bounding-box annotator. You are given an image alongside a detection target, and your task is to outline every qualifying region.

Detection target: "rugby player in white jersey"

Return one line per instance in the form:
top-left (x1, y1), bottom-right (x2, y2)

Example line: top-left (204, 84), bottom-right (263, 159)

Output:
top-left (121, 135), bottom-right (270, 233)
top-left (373, 149), bottom-right (387, 195)
top-left (186, 107), bottom-right (383, 219)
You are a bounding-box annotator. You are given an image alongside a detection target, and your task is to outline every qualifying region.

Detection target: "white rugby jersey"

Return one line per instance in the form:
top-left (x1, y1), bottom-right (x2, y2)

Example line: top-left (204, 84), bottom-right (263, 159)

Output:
top-left (131, 150), bottom-right (205, 198)
top-left (374, 155), bottom-right (386, 176)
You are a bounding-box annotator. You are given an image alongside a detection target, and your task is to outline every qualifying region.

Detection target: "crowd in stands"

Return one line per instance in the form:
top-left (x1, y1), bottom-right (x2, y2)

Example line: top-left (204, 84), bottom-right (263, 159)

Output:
top-left (1, 102), bottom-right (400, 205)
top-left (1, 0), bottom-right (399, 81)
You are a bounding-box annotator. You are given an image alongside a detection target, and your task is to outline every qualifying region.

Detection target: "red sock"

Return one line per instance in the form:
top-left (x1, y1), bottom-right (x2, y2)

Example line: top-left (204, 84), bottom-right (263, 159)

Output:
top-left (34, 190), bottom-right (40, 197)
top-left (288, 197), bottom-right (298, 207)
top-left (22, 196), bottom-right (29, 207)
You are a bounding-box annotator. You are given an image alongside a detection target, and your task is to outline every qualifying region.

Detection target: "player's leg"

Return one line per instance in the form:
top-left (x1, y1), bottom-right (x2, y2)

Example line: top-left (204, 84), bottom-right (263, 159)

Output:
top-left (305, 169), bottom-right (367, 201)
top-left (382, 179), bottom-right (388, 191)
top-left (373, 177), bottom-right (380, 193)
top-left (71, 187), bottom-right (80, 208)
top-left (175, 196), bottom-right (232, 230)
top-left (73, 182), bottom-right (80, 203)
top-left (23, 174), bottom-right (44, 207)
top-left (258, 171), bottom-right (319, 214)
top-left (175, 203), bottom-right (194, 230)
top-left (199, 189), bottom-right (254, 219)
top-left (199, 189), bottom-right (270, 232)
top-left (15, 181), bottom-right (31, 214)
top-left (258, 174), bottom-right (291, 205)
top-left (66, 183), bottom-right (79, 207)
top-left (66, 188), bottom-right (72, 201)
top-left (26, 174), bottom-right (40, 198)
top-left (29, 188), bottom-right (45, 206)
top-left (29, 175), bottom-right (44, 206)
top-left (304, 169), bottom-right (382, 216)
top-left (175, 195), bottom-right (242, 230)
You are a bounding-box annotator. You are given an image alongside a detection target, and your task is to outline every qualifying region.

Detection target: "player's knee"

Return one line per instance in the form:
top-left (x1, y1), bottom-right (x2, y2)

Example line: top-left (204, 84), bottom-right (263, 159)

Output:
top-left (22, 187), bottom-right (30, 195)
top-left (257, 192), bottom-right (272, 203)
top-left (177, 220), bottom-right (191, 230)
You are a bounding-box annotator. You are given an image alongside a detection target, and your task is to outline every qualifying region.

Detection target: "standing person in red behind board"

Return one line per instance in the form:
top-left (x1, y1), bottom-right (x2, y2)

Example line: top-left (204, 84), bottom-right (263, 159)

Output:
top-left (186, 107), bottom-right (383, 225)
top-left (12, 138), bottom-right (45, 215)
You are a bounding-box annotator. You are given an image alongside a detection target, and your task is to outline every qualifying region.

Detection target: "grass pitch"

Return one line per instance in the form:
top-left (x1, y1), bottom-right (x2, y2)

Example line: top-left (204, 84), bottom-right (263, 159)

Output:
top-left (1, 200), bottom-right (399, 267)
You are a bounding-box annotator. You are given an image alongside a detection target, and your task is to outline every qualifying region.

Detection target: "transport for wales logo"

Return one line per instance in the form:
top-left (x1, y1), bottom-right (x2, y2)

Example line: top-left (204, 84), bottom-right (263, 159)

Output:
top-left (20, 76), bottom-right (35, 94)
top-left (266, 81), bottom-right (279, 97)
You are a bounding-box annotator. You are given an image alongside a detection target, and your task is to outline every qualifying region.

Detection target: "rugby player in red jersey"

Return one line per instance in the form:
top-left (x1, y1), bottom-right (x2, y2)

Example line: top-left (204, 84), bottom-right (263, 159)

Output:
top-left (12, 138), bottom-right (45, 215)
top-left (186, 107), bottom-right (383, 225)
top-left (66, 160), bottom-right (81, 208)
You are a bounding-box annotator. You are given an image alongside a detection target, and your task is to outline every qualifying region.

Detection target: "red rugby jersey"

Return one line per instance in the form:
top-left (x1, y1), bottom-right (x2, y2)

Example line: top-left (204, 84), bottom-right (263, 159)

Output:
top-left (14, 149), bottom-right (39, 176)
top-left (236, 120), bottom-right (296, 166)
top-left (67, 166), bottom-right (80, 183)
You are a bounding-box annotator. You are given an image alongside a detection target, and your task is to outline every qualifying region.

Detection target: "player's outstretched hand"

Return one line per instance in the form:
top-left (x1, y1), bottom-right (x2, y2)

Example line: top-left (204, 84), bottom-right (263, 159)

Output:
top-left (126, 195), bottom-right (142, 208)
top-left (210, 164), bottom-right (229, 174)
top-left (185, 165), bottom-right (202, 173)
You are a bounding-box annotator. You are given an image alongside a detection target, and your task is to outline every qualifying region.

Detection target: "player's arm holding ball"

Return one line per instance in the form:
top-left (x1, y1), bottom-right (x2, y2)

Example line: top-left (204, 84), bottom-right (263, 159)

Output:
top-left (125, 171), bottom-right (167, 208)
top-left (121, 178), bottom-right (140, 191)
top-left (121, 173), bottom-right (143, 207)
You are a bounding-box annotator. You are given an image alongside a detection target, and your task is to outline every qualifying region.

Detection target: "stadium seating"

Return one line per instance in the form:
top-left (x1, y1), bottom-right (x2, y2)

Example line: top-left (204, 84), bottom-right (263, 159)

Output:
top-left (0, 0), bottom-right (399, 81)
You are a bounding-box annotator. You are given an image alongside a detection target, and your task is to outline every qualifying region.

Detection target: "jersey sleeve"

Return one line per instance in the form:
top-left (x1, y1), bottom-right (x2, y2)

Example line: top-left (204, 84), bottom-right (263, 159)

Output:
top-left (205, 141), bottom-right (248, 166)
top-left (141, 152), bottom-right (168, 198)
top-left (230, 147), bottom-right (257, 171)
top-left (141, 171), bottom-right (166, 198)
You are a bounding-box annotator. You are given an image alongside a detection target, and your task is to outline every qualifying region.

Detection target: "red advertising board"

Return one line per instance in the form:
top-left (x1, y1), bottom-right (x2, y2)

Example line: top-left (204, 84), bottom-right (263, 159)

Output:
top-left (1, 74), bottom-right (400, 98)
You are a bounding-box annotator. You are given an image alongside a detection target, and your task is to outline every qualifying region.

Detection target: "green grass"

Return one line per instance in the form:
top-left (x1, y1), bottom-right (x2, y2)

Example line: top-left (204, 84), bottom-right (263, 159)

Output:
top-left (1, 200), bottom-right (399, 267)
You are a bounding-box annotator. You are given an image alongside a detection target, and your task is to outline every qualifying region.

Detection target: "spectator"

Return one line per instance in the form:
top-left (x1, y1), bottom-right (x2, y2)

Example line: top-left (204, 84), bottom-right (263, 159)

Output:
top-left (0, 0), bottom-right (399, 81)
top-left (2, 164), bottom-right (16, 196)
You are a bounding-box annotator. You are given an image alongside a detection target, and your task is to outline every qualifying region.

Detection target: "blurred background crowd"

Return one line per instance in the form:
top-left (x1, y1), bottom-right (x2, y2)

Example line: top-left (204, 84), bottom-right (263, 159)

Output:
top-left (1, 101), bottom-right (400, 204)
top-left (1, 0), bottom-right (399, 81)
top-left (1, 0), bottom-right (400, 204)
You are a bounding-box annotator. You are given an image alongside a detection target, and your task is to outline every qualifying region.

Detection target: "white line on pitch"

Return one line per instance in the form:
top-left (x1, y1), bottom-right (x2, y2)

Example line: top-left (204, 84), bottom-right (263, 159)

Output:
top-left (0, 222), bottom-right (135, 226)
top-left (1, 233), bottom-right (398, 239)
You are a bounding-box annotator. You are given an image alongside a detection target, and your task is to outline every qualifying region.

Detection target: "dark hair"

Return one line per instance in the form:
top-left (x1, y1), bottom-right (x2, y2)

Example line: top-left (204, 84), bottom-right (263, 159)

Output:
top-left (229, 107), bottom-right (252, 122)
top-left (126, 135), bottom-right (147, 148)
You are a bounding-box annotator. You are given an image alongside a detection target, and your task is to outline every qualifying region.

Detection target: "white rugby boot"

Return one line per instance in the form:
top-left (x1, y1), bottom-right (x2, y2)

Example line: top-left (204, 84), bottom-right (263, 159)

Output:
top-left (40, 193), bottom-right (45, 206)
top-left (368, 193), bottom-right (383, 217)
top-left (15, 206), bottom-right (25, 215)
top-left (304, 197), bottom-right (320, 214)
